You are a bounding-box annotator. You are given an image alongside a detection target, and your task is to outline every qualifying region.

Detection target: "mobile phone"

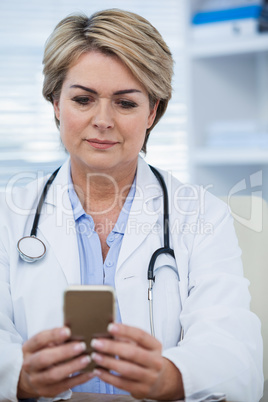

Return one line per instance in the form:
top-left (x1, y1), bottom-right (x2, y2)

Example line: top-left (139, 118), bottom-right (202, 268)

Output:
top-left (63, 285), bottom-right (116, 371)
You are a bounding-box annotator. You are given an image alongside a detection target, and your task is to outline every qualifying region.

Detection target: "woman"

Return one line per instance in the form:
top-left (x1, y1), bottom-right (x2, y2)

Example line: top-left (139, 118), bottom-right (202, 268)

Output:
top-left (0, 9), bottom-right (263, 401)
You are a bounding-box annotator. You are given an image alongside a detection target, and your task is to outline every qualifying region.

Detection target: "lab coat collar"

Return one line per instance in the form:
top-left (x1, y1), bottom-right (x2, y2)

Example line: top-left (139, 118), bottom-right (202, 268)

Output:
top-left (44, 158), bottom-right (71, 207)
top-left (38, 158), bottom-right (80, 285)
top-left (116, 156), bottom-right (163, 270)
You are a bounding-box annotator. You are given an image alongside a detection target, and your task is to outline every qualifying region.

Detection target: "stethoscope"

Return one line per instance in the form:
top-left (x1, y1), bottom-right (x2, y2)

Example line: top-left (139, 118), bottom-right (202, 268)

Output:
top-left (17, 167), bottom-right (60, 263)
top-left (17, 165), bottom-right (179, 337)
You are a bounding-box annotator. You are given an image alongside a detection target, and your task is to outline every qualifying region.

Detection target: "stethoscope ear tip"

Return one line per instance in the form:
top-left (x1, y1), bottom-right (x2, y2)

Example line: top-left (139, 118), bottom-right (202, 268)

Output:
top-left (17, 236), bottom-right (46, 263)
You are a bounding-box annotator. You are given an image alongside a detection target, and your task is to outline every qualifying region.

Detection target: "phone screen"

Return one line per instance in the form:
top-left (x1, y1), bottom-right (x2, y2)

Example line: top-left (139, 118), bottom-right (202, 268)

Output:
top-left (64, 285), bottom-right (115, 371)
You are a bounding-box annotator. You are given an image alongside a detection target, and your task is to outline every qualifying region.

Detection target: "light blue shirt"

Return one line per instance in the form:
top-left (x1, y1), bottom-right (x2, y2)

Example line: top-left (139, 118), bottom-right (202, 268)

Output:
top-left (68, 169), bottom-right (136, 394)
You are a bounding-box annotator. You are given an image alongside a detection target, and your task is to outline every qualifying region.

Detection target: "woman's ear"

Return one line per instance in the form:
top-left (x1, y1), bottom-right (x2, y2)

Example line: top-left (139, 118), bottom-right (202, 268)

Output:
top-left (53, 98), bottom-right (60, 120)
top-left (147, 99), bottom-right (160, 129)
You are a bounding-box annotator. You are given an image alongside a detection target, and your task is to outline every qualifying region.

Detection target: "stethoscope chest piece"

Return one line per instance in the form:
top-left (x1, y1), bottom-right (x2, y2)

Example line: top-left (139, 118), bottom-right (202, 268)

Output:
top-left (17, 236), bottom-right (46, 263)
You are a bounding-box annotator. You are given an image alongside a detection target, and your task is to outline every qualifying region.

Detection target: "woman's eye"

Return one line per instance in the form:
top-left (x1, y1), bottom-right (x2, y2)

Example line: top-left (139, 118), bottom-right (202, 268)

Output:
top-left (72, 96), bottom-right (92, 105)
top-left (117, 100), bottom-right (137, 109)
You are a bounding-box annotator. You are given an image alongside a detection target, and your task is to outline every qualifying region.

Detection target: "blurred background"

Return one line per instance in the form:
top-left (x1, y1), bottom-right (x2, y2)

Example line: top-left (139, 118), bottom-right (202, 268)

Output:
top-left (187, 0), bottom-right (268, 202)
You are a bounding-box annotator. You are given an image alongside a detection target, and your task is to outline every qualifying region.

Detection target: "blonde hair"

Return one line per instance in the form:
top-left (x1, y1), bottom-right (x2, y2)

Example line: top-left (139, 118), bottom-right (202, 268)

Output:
top-left (42, 9), bottom-right (174, 152)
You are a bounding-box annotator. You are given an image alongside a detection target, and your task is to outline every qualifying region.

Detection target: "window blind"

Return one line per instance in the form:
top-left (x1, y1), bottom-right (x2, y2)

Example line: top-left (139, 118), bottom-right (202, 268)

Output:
top-left (0, 0), bottom-right (188, 191)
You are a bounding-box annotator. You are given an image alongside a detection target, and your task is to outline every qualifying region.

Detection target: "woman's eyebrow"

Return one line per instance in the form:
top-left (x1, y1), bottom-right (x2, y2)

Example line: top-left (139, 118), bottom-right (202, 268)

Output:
top-left (70, 85), bottom-right (97, 94)
top-left (70, 84), bottom-right (141, 96)
top-left (113, 89), bottom-right (142, 95)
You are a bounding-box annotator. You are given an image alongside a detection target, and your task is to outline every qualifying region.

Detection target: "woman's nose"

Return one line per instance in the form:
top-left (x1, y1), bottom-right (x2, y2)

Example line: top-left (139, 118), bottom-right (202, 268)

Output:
top-left (92, 100), bottom-right (114, 130)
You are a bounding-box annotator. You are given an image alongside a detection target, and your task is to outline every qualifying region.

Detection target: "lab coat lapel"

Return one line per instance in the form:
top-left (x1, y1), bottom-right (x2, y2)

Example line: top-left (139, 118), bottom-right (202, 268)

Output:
top-left (117, 157), bottom-right (162, 271)
top-left (38, 160), bottom-right (80, 285)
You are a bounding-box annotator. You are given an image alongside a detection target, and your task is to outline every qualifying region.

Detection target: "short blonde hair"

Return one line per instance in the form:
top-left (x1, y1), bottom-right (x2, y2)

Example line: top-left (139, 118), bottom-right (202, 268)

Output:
top-left (42, 9), bottom-right (174, 152)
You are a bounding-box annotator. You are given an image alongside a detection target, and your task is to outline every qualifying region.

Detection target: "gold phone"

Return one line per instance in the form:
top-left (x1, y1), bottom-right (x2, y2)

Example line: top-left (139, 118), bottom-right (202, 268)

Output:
top-left (63, 285), bottom-right (116, 371)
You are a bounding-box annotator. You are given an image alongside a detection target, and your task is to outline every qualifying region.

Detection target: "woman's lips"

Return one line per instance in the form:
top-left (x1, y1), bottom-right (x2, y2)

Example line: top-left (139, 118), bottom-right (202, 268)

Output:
top-left (86, 139), bottom-right (118, 150)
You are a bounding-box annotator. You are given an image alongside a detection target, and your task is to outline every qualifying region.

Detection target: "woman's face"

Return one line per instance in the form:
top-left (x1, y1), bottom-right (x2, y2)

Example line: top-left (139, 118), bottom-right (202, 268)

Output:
top-left (53, 51), bottom-right (158, 178)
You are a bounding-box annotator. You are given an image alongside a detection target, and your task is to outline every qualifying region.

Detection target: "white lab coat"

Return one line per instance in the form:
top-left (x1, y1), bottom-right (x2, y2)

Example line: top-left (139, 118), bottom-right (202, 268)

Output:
top-left (0, 156), bottom-right (264, 402)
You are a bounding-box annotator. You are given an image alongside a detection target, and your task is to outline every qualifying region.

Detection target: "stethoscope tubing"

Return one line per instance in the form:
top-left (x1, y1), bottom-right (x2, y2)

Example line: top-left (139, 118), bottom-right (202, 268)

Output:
top-left (147, 165), bottom-right (178, 337)
top-left (30, 167), bottom-right (60, 237)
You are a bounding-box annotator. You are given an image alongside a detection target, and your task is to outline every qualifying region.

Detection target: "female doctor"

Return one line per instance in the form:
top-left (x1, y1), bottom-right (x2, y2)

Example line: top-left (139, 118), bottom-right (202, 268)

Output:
top-left (0, 9), bottom-right (263, 402)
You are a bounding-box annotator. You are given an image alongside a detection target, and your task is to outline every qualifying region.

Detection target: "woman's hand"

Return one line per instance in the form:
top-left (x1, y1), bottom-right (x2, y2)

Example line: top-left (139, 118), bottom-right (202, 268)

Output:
top-left (17, 327), bottom-right (94, 398)
top-left (90, 323), bottom-right (184, 401)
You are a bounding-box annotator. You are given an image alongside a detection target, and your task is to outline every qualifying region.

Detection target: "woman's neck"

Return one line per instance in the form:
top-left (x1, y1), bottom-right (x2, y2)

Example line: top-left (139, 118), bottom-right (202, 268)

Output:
top-left (70, 162), bottom-right (137, 215)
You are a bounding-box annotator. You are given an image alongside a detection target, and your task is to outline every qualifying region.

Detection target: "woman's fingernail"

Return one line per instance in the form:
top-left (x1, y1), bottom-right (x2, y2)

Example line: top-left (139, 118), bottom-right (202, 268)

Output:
top-left (91, 352), bottom-right (103, 363)
top-left (74, 342), bottom-right (87, 352)
top-left (91, 339), bottom-right (103, 349)
top-left (93, 369), bottom-right (102, 377)
top-left (81, 355), bottom-right (91, 365)
top-left (61, 327), bottom-right (71, 337)
top-left (107, 323), bottom-right (118, 333)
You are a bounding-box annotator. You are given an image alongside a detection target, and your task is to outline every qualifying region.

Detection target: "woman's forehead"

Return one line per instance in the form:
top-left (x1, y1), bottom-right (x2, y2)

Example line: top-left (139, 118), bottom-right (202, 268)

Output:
top-left (64, 51), bottom-right (147, 94)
